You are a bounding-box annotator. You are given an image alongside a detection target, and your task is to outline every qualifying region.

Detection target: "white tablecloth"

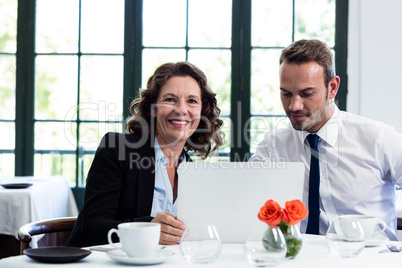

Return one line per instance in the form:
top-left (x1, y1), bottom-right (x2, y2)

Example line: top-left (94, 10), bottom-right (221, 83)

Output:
top-left (0, 176), bottom-right (79, 246)
top-left (0, 235), bottom-right (401, 267)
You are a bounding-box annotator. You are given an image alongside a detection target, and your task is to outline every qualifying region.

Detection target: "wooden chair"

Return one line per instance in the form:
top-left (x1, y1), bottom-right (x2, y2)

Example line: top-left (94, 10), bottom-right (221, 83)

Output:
top-left (17, 216), bottom-right (77, 254)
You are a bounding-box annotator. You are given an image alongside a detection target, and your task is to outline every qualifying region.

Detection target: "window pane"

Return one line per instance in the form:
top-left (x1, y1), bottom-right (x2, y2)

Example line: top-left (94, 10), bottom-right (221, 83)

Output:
top-left (252, 0), bottom-right (293, 47)
top-left (142, 49), bottom-right (186, 88)
top-left (249, 116), bottom-right (289, 153)
top-left (188, 49), bottom-right (231, 116)
top-left (251, 49), bottom-right (283, 115)
top-left (36, 0), bottom-right (79, 53)
top-left (35, 56), bottom-right (78, 120)
top-left (79, 122), bottom-right (123, 151)
top-left (295, 0), bottom-right (336, 47)
top-left (80, 154), bottom-right (94, 186)
top-left (188, 0), bottom-right (232, 48)
top-left (0, 154), bottom-right (15, 177)
top-left (143, 0), bottom-right (187, 47)
top-left (0, 0), bottom-right (17, 53)
top-left (0, 122), bottom-right (15, 150)
top-left (81, 0), bottom-right (124, 53)
top-left (80, 56), bottom-right (123, 120)
top-left (0, 55), bottom-right (16, 119)
top-left (34, 154), bottom-right (76, 186)
top-left (35, 122), bottom-right (77, 150)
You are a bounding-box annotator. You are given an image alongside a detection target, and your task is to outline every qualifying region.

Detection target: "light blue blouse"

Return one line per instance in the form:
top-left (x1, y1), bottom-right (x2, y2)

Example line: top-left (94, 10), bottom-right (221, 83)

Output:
top-left (150, 137), bottom-right (185, 217)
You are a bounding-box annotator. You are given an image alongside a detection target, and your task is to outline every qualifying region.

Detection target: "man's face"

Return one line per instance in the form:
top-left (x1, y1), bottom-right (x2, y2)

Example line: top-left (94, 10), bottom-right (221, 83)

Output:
top-left (279, 61), bottom-right (339, 133)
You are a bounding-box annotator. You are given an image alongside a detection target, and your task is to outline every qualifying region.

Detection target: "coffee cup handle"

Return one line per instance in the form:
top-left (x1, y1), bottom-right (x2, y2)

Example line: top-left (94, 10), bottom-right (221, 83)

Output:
top-left (107, 228), bottom-right (120, 248)
top-left (376, 219), bottom-right (387, 233)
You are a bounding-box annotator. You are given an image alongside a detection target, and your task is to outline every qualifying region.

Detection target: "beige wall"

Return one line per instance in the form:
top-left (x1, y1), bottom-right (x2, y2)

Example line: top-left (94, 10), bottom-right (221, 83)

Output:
top-left (348, 0), bottom-right (402, 133)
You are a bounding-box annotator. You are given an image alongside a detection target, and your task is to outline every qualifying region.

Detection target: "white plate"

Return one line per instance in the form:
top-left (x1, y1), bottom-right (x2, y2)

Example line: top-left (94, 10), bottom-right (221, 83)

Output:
top-left (106, 249), bottom-right (174, 265)
top-left (365, 235), bottom-right (389, 247)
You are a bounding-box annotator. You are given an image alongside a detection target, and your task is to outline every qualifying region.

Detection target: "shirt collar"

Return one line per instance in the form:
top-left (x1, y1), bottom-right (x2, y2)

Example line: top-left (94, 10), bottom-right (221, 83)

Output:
top-left (292, 104), bottom-right (342, 149)
top-left (154, 136), bottom-right (166, 163)
top-left (154, 136), bottom-right (187, 164)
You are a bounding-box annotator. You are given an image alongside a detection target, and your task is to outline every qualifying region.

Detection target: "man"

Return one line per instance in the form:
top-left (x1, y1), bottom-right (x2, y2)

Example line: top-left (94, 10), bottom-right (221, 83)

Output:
top-left (250, 39), bottom-right (402, 240)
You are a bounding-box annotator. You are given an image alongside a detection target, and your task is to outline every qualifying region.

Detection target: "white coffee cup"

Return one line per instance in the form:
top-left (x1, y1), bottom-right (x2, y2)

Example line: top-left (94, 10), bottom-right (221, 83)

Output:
top-left (339, 215), bottom-right (386, 240)
top-left (107, 222), bottom-right (161, 257)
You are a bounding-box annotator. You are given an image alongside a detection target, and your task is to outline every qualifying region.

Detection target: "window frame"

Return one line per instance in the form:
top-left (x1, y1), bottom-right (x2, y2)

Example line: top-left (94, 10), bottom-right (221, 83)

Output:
top-left (12, 0), bottom-right (348, 187)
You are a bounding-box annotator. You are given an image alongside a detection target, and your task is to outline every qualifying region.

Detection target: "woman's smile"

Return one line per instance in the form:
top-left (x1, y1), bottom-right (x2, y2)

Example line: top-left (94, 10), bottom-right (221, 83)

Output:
top-left (154, 76), bottom-right (202, 146)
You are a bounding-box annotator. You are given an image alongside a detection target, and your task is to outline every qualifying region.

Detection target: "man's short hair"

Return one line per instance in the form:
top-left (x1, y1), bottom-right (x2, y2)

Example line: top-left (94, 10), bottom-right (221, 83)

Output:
top-left (280, 39), bottom-right (336, 87)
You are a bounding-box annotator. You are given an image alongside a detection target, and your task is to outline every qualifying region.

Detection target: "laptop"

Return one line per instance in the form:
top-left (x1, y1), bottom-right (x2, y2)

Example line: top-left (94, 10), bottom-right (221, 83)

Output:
top-left (176, 162), bottom-right (305, 243)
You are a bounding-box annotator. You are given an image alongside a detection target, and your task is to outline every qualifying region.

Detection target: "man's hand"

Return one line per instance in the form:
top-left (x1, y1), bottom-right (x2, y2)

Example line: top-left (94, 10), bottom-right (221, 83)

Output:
top-left (151, 212), bottom-right (185, 245)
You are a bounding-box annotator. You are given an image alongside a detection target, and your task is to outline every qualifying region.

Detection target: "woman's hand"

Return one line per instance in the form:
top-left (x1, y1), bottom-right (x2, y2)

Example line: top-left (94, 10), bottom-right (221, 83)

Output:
top-left (151, 212), bottom-right (185, 245)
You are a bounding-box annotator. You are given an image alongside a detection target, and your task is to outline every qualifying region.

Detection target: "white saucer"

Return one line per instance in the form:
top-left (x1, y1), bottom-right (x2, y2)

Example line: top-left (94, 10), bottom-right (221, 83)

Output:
top-left (106, 249), bottom-right (174, 265)
top-left (365, 235), bottom-right (389, 247)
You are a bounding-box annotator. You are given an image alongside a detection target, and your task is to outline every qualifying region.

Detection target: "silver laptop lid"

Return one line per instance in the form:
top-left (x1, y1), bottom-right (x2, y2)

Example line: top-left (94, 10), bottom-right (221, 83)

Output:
top-left (177, 162), bottom-right (305, 243)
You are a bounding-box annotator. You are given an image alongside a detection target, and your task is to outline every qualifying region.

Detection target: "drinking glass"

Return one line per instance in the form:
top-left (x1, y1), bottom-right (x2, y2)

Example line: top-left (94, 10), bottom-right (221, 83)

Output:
top-left (179, 223), bottom-right (222, 264)
top-left (326, 217), bottom-right (365, 258)
top-left (244, 225), bottom-right (287, 267)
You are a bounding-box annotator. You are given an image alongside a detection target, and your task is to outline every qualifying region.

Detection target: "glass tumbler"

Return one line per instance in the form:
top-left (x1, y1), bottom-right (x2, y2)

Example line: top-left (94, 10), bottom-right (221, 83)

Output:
top-left (179, 223), bottom-right (222, 264)
top-left (326, 217), bottom-right (366, 258)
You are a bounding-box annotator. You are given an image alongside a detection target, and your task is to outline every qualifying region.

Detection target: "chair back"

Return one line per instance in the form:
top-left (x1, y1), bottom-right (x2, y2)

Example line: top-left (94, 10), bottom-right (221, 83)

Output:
top-left (17, 216), bottom-right (77, 254)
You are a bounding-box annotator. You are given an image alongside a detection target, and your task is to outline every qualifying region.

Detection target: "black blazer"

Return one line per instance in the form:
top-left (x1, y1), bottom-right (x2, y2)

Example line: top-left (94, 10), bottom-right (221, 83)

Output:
top-left (66, 132), bottom-right (189, 247)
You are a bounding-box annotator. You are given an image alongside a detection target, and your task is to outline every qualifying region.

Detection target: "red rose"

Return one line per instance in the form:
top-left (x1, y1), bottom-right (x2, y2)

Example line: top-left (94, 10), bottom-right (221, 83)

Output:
top-left (258, 199), bottom-right (282, 227)
top-left (282, 200), bottom-right (309, 226)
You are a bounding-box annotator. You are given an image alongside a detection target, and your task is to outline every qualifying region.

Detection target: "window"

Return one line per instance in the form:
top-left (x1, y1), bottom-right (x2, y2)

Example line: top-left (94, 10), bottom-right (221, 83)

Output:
top-left (142, 0), bottom-right (232, 161)
top-left (34, 0), bottom-right (125, 187)
top-left (249, 0), bottom-right (337, 154)
top-left (1, 0), bottom-right (347, 193)
top-left (0, 0), bottom-right (17, 177)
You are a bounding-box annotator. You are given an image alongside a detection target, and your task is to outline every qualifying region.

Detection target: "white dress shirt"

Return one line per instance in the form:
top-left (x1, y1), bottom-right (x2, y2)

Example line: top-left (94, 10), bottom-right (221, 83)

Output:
top-left (250, 105), bottom-right (402, 240)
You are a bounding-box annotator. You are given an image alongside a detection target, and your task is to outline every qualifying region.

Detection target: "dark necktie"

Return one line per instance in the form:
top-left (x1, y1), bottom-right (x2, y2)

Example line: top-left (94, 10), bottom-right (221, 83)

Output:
top-left (306, 134), bottom-right (320, 234)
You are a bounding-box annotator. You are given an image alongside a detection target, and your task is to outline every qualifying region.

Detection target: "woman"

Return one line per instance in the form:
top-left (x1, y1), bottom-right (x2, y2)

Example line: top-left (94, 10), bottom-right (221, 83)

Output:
top-left (66, 61), bottom-right (223, 247)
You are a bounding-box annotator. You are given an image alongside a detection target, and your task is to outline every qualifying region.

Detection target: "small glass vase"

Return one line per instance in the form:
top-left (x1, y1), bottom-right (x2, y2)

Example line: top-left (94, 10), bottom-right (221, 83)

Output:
top-left (244, 225), bottom-right (286, 267)
top-left (278, 223), bottom-right (302, 259)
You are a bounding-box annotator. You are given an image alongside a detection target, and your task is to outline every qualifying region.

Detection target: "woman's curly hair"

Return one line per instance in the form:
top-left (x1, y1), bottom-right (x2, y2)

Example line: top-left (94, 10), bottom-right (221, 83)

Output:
top-left (126, 61), bottom-right (224, 159)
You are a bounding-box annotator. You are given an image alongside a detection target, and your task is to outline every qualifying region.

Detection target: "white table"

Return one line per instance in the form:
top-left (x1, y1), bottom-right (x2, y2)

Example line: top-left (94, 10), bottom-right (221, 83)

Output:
top-left (0, 176), bottom-right (79, 247)
top-left (0, 235), bottom-right (401, 267)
